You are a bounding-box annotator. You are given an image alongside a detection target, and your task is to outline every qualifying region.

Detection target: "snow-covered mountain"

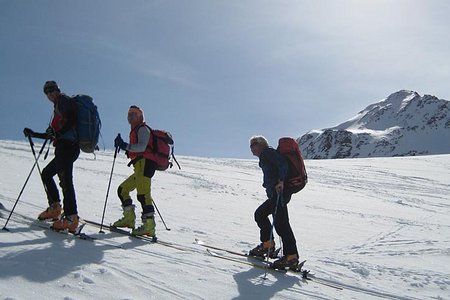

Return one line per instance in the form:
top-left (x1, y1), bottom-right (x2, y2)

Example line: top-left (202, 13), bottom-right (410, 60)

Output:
top-left (299, 90), bottom-right (450, 159)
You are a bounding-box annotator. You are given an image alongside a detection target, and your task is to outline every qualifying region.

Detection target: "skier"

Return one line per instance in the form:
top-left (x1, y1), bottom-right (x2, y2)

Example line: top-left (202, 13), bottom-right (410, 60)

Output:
top-left (23, 80), bottom-right (80, 232)
top-left (112, 105), bottom-right (157, 236)
top-left (248, 135), bottom-right (299, 269)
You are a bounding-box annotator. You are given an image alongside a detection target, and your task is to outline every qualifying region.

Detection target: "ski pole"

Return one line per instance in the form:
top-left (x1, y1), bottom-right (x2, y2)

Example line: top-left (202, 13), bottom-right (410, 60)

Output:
top-left (2, 138), bottom-right (48, 231)
top-left (263, 192), bottom-right (282, 280)
top-left (99, 146), bottom-right (119, 233)
top-left (152, 198), bottom-right (171, 231)
top-left (27, 136), bottom-right (50, 195)
top-left (28, 136), bottom-right (45, 177)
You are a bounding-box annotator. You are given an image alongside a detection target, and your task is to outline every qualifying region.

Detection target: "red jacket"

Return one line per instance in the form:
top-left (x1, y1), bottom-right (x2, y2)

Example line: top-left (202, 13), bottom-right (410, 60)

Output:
top-left (127, 123), bottom-right (156, 161)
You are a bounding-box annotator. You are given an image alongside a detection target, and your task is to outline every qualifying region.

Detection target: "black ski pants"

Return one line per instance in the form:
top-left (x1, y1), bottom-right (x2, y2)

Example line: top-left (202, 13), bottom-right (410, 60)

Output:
top-left (254, 191), bottom-right (298, 256)
top-left (41, 140), bottom-right (80, 216)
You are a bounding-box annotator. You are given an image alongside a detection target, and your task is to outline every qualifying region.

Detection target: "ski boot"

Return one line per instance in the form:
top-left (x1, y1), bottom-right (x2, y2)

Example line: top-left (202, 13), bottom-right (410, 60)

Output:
top-left (132, 213), bottom-right (155, 237)
top-left (249, 240), bottom-right (279, 259)
top-left (51, 214), bottom-right (79, 234)
top-left (38, 202), bottom-right (62, 221)
top-left (112, 205), bottom-right (136, 229)
top-left (270, 254), bottom-right (299, 271)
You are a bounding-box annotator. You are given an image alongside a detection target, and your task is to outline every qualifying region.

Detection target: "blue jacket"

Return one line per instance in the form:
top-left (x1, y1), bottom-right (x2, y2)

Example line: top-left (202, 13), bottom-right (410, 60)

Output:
top-left (259, 147), bottom-right (288, 199)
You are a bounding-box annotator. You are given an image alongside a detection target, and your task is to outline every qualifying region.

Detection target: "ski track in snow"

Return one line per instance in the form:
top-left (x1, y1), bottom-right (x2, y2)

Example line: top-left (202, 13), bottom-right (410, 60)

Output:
top-left (1, 140), bottom-right (450, 299)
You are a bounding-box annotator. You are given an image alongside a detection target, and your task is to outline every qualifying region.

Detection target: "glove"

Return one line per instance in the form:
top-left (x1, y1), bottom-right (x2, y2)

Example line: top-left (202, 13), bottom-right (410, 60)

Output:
top-left (114, 134), bottom-right (128, 151)
top-left (45, 127), bottom-right (56, 139)
top-left (275, 181), bottom-right (284, 194)
top-left (23, 127), bottom-right (35, 138)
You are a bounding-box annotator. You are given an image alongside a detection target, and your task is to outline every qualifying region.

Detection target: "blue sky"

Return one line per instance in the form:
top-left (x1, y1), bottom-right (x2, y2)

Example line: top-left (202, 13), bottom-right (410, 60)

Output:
top-left (1, 0), bottom-right (449, 158)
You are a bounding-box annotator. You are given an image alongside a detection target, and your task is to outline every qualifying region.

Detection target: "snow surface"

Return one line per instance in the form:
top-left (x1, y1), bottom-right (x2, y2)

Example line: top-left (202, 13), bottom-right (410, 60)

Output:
top-left (1, 140), bottom-right (449, 299)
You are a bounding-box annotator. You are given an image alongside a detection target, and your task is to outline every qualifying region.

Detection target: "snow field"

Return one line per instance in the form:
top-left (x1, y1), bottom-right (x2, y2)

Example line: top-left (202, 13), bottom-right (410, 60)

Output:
top-left (1, 140), bottom-right (449, 299)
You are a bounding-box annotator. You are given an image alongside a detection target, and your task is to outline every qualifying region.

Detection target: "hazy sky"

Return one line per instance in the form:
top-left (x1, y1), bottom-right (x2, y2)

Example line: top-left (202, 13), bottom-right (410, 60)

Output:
top-left (1, 0), bottom-right (449, 158)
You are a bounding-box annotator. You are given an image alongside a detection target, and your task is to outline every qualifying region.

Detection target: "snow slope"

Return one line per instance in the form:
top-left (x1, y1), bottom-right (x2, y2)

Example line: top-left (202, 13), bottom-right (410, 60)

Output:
top-left (1, 140), bottom-right (449, 299)
top-left (299, 90), bottom-right (450, 159)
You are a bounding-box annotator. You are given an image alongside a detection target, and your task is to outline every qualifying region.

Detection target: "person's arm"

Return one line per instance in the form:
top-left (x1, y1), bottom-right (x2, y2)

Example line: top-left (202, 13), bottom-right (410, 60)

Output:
top-left (23, 127), bottom-right (50, 139)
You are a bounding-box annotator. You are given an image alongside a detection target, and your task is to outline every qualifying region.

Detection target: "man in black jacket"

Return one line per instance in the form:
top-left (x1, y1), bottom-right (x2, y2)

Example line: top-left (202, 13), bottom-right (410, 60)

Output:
top-left (23, 80), bottom-right (80, 233)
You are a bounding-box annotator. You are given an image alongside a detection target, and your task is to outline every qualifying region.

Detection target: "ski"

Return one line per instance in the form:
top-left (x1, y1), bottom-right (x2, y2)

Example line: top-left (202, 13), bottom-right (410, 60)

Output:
top-left (205, 248), bottom-right (307, 276)
top-left (195, 238), bottom-right (281, 261)
top-left (82, 218), bottom-right (188, 252)
top-left (0, 207), bottom-right (127, 247)
top-left (203, 246), bottom-right (305, 273)
top-left (205, 248), bottom-right (343, 290)
top-left (195, 238), bottom-right (255, 258)
top-left (31, 219), bottom-right (96, 241)
top-left (196, 238), bottom-right (345, 290)
top-left (0, 204), bottom-right (96, 241)
top-left (2, 203), bottom-right (187, 252)
top-left (195, 239), bottom-right (310, 275)
top-left (72, 223), bottom-right (97, 241)
top-left (82, 218), bottom-right (158, 243)
top-left (206, 248), bottom-right (268, 269)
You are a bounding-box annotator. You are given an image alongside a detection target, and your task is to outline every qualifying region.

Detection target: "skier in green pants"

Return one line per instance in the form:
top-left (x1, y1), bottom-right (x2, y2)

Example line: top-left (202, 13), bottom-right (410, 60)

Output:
top-left (113, 105), bottom-right (157, 237)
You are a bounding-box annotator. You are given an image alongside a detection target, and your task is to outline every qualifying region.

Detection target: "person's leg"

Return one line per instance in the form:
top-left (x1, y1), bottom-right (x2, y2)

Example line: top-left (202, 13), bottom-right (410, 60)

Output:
top-left (38, 158), bottom-right (62, 220)
top-left (132, 159), bottom-right (156, 236)
top-left (41, 158), bottom-right (59, 205)
top-left (113, 174), bottom-right (138, 228)
top-left (249, 199), bottom-right (277, 257)
top-left (51, 142), bottom-right (80, 232)
top-left (271, 193), bottom-right (299, 269)
top-left (273, 206), bottom-right (298, 256)
top-left (57, 142), bottom-right (80, 216)
top-left (135, 159), bottom-right (155, 216)
top-left (254, 199), bottom-right (275, 242)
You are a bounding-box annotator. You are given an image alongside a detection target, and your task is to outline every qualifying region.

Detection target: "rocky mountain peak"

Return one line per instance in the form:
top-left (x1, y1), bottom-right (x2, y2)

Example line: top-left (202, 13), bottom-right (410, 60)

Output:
top-left (299, 90), bottom-right (450, 159)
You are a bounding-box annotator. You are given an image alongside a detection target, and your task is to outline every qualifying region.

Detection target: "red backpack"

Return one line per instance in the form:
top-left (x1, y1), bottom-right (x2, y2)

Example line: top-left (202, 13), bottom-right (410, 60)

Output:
top-left (149, 129), bottom-right (181, 171)
top-left (277, 137), bottom-right (307, 194)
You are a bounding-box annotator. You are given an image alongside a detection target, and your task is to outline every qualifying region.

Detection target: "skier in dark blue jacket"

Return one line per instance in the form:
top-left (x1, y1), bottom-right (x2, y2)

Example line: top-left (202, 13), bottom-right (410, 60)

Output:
top-left (249, 135), bottom-right (299, 269)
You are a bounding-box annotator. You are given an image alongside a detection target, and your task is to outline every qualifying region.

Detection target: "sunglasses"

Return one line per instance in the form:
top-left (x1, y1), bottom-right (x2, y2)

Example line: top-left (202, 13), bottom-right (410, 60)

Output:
top-left (250, 142), bottom-right (259, 148)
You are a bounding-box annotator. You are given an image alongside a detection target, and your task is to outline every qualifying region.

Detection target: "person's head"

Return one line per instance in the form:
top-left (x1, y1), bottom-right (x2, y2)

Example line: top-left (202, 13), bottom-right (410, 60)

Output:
top-left (128, 105), bottom-right (145, 127)
top-left (43, 80), bottom-right (61, 103)
top-left (249, 135), bottom-right (269, 157)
